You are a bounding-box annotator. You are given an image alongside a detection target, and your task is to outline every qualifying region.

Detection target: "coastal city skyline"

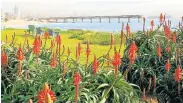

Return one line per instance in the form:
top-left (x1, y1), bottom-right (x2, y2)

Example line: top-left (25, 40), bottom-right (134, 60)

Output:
top-left (2, 0), bottom-right (183, 19)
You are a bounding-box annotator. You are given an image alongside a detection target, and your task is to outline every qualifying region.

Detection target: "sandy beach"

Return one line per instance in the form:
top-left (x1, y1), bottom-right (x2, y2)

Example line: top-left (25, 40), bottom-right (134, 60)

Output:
top-left (2, 19), bottom-right (47, 27)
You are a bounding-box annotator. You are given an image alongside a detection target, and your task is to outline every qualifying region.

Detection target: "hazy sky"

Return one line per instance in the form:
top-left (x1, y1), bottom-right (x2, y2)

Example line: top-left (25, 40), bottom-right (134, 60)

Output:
top-left (2, 0), bottom-right (183, 19)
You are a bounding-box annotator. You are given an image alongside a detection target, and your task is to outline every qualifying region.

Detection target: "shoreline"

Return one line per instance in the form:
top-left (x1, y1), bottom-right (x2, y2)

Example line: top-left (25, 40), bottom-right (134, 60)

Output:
top-left (2, 19), bottom-right (47, 28)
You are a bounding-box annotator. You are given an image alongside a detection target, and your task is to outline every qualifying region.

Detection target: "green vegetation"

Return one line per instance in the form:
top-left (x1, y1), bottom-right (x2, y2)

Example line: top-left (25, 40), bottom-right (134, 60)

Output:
top-left (1, 28), bottom-right (138, 103)
top-left (28, 25), bottom-right (36, 35)
top-left (68, 30), bottom-right (122, 45)
top-left (1, 15), bottom-right (183, 103)
top-left (1, 29), bottom-right (125, 63)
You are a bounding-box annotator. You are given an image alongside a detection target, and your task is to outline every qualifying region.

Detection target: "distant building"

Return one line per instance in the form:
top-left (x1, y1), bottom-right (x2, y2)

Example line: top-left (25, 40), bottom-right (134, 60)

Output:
top-left (14, 5), bottom-right (20, 19)
top-left (1, 9), bottom-right (5, 22)
top-left (1, 10), bottom-right (6, 30)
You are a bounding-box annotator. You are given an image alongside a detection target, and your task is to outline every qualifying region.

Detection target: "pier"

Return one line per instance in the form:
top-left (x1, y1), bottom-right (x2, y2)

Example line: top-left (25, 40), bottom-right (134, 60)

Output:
top-left (38, 15), bottom-right (143, 23)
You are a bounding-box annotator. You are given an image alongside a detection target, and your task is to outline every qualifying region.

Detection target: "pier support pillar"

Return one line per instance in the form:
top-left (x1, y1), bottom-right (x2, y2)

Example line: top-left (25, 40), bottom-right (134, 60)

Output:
top-left (99, 18), bottom-right (101, 23)
top-left (109, 18), bottom-right (111, 23)
top-left (63, 19), bottom-right (67, 23)
top-left (90, 18), bottom-right (92, 23)
top-left (138, 17), bottom-right (140, 23)
top-left (82, 18), bottom-right (83, 22)
top-left (118, 18), bottom-right (120, 23)
top-left (128, 18), bottom-right (130, 22)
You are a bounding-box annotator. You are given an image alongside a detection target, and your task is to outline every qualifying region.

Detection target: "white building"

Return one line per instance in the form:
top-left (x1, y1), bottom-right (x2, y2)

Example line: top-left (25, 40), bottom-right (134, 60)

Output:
top-left (1, 9), bottom-right (5, 22)
top-left (14, 5), bottom-right (20, 19)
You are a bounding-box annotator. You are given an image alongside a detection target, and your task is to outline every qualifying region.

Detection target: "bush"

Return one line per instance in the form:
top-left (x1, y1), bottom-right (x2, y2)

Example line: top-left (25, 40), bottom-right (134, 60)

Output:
top-left (70, 31), bottom-right (121, 45)
top-left (121, 26), bottom-right (183, 102)
top-left (1, 42), bottom-right (140, 103)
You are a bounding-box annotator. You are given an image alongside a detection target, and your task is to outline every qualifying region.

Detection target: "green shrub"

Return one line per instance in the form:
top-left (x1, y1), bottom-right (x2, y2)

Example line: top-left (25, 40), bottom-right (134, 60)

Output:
top-left (70, 31), bottom-right (121, 45)
top-left (121, 27), bottom-right (183, 103)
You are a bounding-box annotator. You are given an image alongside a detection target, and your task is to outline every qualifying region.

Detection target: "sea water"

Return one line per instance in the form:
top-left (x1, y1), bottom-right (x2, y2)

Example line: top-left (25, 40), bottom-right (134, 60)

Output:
top-left (4, 18), bottom-right (181, 33)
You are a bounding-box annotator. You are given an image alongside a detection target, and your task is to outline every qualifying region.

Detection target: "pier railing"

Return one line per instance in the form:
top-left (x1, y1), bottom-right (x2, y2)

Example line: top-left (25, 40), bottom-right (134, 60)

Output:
top-left (38, 15), bottom-right (143, 23)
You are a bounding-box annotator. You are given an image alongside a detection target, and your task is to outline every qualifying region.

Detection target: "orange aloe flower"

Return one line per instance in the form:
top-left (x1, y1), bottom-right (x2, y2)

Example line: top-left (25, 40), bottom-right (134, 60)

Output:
top-left (86, 41), bottom-right (91, 62)
top-left (112, 52), bottom-right (121, 78)
top-left (126, 23), bottom-right (131, 37)
top-left (73, 72), bottom-right (81, 103)
top-left (128, 41), bottom-right (138, 64)
top-left (160, 13), bottom-right (164, 23)
top-left (1, 50), bottom-right (8, 67)
top-left (156, 44), bottom-right (162, 59)
top-left (171, 31), bottom-right (177, 43)
top-left (150, 20), bottom-right (154, 31)
top-left (43, 31), bottom-right (49, 48)
top-left (92, 55), bottom-right (99, 75)
top-left (165, 59), bottom-right (171, 72)
top-left (166, 45), bottom-right (171, 53)
top-left (37, 83), bottom-right (56, 103)
top-left (55, 34), bottom-right (61, 55)
top-left (55, 34), bottom-right (61, 45)
top-left (33, 34), bottom-right (41, 63)
top-left (17, 45), bottom-right (24, 76)
top-left (78, 43), bottom-right (82, 56)
top-left (50, 53), bottom-right (58, 68)
top-left (174, 65), bottom-right (182, 96)
top-left (164, 23), bottom-right (171, 39)
top-left (175, 65), bottom-right (182, 83)
top-left (17, 45), bottom-right (24, 61)
top-left (44, 31), bottom-right (49, 39)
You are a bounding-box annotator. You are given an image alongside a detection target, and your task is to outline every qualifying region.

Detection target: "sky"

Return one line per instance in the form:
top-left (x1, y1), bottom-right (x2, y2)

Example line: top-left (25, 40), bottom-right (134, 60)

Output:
top-left (1, 0), bottom-right (183, 19)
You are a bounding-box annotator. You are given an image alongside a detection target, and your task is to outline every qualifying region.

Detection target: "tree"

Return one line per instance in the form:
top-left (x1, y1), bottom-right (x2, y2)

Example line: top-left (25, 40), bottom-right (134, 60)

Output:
top-left (42, 27), bottom-right (49, 32)
top-left (28, 25), bottom-right (36, 35)
top-left (54, 28), bottom-right (61, 34)
top-left (36, 27), bottom-right (42, 35)
top-left (48, 29), bottom-right (54, 36)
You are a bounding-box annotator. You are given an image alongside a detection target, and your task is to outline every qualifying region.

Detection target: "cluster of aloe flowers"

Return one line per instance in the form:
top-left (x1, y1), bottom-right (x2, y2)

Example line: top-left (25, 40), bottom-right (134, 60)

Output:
top-left (121, 13), bottom-right (183, 102)
top-left (1, 28), bottom-right (128, 102)
top-left (1, 13), bottom-right (183, 103)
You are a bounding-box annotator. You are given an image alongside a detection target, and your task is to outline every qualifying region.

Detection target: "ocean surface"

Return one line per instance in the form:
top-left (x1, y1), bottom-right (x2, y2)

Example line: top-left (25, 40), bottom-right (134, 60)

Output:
top-left (4, 18), bottom-right (181, 33)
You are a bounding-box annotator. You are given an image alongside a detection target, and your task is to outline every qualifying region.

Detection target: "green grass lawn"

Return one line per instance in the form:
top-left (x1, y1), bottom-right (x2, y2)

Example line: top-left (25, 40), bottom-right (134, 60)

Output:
top-left (1, 29), bottom-right (125, 63)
